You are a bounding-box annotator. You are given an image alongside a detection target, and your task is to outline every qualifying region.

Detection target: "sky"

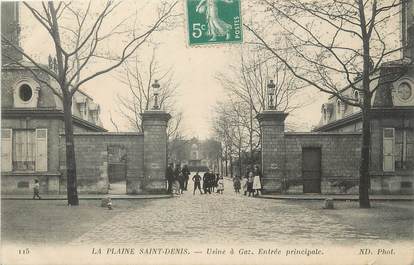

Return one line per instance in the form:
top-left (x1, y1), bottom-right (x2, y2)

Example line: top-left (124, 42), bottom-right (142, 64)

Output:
top-left (19, 0), bottom-right (332, 139)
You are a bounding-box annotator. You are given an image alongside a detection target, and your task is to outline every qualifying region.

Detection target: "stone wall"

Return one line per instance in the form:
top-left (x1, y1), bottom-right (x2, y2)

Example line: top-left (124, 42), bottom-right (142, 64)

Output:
top-left (258, 109), bottom-right (414, 195)
top-left (284, 133), bottom-right (361, 194)
top-left (142, 110), bottom-right (171, 193)
top-left (59, 133), bottom-right (144, 194)
top-left (257, 111), bottom-right (287, 192)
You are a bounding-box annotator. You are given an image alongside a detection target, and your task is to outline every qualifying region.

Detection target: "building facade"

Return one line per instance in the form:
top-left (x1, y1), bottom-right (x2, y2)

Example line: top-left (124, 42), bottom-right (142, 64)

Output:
top-left (259, 0), bottom-right (414, 195)
top-left (1, 2), bottom-right (171, 195)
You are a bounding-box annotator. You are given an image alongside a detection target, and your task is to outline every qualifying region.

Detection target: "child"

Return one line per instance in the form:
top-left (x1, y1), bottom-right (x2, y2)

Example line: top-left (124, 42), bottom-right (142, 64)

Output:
top-left (241, 175), bottom-right (248, 196)
top-left (233, 175), bottom-right (241, 193)
top-left (253, 165), bottom-right (263, 197)
top-left (192, 172), bottom-right (203, 195)
top-left (33, 179), bottom-right (41, 199)
top-left (217, 176), bottom-right (224, 194)
top-left (247, 172), bottom-right (254, 197)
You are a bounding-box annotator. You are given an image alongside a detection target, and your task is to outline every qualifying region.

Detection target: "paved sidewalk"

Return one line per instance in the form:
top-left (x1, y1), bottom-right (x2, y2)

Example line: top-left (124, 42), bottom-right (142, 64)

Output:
top-left (1, 194), bottom-right (172, 200)
top-left (259, 194), bottom-right (414, 201)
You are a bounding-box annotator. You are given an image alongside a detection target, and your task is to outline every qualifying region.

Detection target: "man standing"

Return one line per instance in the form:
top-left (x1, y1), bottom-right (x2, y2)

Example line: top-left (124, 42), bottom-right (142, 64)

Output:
top-left (182, 164), bottom-right (191, 191)
top-left (174, 163), bottom-right (183, 194)
top-left (192, 171), bottom-right (203, 195)
top-left (166, 163), bottom-right (174, 194)
top-left (203, 169), bottom-right (211, 194)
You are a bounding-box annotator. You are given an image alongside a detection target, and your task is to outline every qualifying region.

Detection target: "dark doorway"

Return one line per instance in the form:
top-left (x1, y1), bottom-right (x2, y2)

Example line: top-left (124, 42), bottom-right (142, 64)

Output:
top-left (107, 145), bottom-right (127, 194)
top-left (302, 147), bottom-right (321, 193)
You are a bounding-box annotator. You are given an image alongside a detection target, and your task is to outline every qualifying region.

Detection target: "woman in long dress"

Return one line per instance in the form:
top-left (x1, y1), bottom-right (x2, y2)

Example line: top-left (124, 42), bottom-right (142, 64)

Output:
top-left (196, 0), bottom-right (233, 41)
top-left (252, 165), bottom-right (262, 197)
top-left (241, 175), bottom-right (248, 196)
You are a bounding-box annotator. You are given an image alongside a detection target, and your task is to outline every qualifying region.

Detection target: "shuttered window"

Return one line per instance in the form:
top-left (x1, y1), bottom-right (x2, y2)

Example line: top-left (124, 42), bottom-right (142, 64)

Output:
top-left (1, 129), bottom-right (13, 172)
top-left (35, 129), bottom-right (48, 172)
top-left (13, 130), bottom-right (36, 171)
top-left (383, 128), bottom-right (395, 172)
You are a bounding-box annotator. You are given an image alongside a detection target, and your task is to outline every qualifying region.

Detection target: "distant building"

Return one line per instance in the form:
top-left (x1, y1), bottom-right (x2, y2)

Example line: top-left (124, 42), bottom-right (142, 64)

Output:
top-left (169, 137), bottom-right (221, 172)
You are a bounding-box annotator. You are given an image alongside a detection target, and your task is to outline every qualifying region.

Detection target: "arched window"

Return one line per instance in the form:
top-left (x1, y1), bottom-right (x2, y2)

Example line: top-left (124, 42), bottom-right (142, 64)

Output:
top-left (336, 100), bottom-right (342, 119)
top-left (322, 105), bottom-right (327, 124)
top-left (354, 90), bottom-right (359, 102)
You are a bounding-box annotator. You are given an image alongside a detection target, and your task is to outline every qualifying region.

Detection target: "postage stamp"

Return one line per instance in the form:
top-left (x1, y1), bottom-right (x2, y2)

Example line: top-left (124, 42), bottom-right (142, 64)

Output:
top-left (186, 0), bottom-right (243, 45)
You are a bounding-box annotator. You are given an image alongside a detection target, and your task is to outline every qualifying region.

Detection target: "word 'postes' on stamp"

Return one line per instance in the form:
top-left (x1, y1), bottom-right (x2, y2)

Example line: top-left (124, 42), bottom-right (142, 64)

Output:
top-left (187, 0), bottom-right (243, 45)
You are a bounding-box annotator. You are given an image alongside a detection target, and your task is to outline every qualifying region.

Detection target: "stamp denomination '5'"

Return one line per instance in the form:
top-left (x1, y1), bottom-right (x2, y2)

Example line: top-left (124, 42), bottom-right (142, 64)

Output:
top-left (187, 0), bottom-right (243, 45)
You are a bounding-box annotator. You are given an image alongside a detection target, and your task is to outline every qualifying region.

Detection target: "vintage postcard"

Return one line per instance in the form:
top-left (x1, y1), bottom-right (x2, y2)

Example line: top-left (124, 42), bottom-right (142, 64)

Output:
top-left (1, 0), bottom-right (413, 264)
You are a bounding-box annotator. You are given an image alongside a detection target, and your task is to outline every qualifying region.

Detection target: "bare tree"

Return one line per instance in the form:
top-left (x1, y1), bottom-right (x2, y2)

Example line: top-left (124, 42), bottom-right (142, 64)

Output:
top-left (245, 0), bottom-right (411, 208)
top-left (213, 100), bottom-right (251, 177)
top-left (1, 1), bottom-right (179, 205)
top-left (216, 47), bottom-right (304, 167)
top-left (116, 48), bottom-right (183, 141)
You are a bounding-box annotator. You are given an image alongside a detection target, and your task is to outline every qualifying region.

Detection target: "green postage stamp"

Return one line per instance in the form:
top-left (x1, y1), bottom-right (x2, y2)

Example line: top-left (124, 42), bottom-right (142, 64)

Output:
top-left (186, 0), bottom-right (243, 45)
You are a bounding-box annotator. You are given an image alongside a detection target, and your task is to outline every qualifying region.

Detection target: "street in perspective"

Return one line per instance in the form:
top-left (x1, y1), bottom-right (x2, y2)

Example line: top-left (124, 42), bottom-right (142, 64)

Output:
top-left (1, 0), bottom-right (414, 265)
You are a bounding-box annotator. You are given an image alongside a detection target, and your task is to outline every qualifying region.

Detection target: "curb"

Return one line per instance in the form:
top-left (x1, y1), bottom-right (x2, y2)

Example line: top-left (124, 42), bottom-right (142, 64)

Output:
top-left (1, 195), bottom-right (174, 201)
top-left (258, 196), bottom-right (414, 201)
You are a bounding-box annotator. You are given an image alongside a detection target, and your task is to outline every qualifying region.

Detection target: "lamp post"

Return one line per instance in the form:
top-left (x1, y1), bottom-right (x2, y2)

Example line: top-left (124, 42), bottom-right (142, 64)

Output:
top-left (267, 80), bottom-right (276, 110)
top-left (152, 79), bottom-right (160, 110)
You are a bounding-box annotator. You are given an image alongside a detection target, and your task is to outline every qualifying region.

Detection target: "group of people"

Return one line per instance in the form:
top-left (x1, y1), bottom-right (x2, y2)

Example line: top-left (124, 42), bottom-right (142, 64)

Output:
top-left (166, 163), bottom-right (191, 195)
top-left (232, 165), bottom-right (263, 197)
top-left (166, 164), bottom-right (224, 195)
top-left (192, 169), bottom-right (224, 195)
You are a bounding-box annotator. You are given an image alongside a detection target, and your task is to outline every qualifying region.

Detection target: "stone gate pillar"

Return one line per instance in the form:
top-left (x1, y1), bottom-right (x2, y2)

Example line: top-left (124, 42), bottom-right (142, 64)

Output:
top-left (142, 110), bottom-right (171, 193)
top-left (257, 111), bottom-right (288, 193)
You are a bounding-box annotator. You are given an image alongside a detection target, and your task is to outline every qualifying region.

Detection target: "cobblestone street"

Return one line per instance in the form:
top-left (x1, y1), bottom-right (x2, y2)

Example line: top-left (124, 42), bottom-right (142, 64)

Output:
top-left (71, 179), bottom-right (391, 245)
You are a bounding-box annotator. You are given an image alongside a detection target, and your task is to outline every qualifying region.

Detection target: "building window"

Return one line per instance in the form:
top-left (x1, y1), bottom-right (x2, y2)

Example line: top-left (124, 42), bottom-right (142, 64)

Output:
top-left (13, 79), bottom-right (39, 108)
top-left (19, 84), bottom-right (33, 102)
top-left (13, 130), bottom-right (36, 171)
top-left (354, 90), bottom-right (359, 101)
top-left (336, 100), bottom-right (342, 119)
top-left (383, 128), bottom-right (395, 172)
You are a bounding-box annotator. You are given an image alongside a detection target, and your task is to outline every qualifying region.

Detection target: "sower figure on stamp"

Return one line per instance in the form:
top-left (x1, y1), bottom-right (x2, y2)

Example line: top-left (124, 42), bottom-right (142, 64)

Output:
top-left (196, 0), bottom-right (233, 41)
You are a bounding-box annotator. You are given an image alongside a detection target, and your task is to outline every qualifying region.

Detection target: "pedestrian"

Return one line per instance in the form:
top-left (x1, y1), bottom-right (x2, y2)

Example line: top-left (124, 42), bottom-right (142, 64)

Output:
top-left (217, 176), bottom-right (224, 194)
top-left (241, 175), bottom-right (248, 196)
top-left (233, 175), bottom-right (241, 193)
top-left (33, 179), bottom-right (41, 199)
top-left (166, 163), bottom-right (174, 194)
top-left (173, 164), bottom-right (182, 195)
top-left (215, 173), bottom-right (220, 193)
top-left (182, 164), bottom-right (191, 191)
top-left (179, 172), bottom-right (185, 194)
top-left (192, 171), bottom-right (203, 195)
top-left (253, 165), bottom-right (263, 196)
top-left (174, 164), bottom-right (183, 194)
top-left (247, 171), bottom-right (254, 197)
top-left (203, 169), bottom-right (211, 194)
top-left (209, 172), bottom-right (215, 193)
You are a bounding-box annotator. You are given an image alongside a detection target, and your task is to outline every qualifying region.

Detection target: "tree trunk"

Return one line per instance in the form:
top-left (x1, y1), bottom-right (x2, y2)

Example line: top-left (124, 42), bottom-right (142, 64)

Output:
top-left (359, 97), bottom-right (371, 208)
top-left (249, 104), bottom-right (253, 167)
top-left (230, 155), bottom-right (233, 177)
top-left (359, 27), bottom-right (372, 208)
top-left (224, 145), bottom-right (228, 177)
top-left (63, 95), bottom-right (79, 206)
top-left (238, 147), bottom-right (242, 177)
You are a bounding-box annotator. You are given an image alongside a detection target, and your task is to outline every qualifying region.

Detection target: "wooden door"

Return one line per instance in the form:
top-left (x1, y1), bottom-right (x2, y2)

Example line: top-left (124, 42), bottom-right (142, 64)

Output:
top-left (302, 147), bottom-right (321, 193)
